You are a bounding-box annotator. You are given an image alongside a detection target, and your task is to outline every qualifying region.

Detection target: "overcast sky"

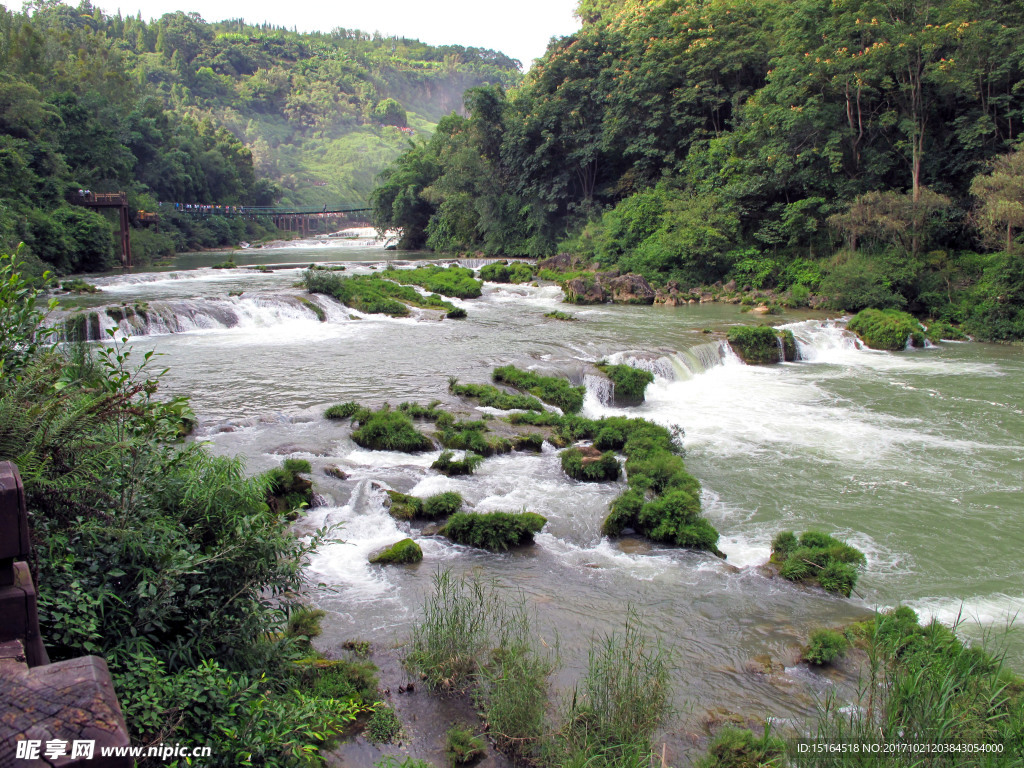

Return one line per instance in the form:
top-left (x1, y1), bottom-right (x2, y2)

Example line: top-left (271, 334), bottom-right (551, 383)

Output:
top-left (102, 0), bottom-right (582, 70)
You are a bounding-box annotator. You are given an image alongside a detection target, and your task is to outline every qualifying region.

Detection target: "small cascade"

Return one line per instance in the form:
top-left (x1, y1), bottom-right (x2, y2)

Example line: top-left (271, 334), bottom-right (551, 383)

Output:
top-left (780, 319), bottom-right (862, 361)
top-left (584, 373), bottom-right (615, 406)
top-left (677, 341), bottom-right (732, 377)
top-left (776, 334), bottom-right (786, 363)
top-left (605, 351), bottom-right (677, 380)
top-left (53, 293), bottom-right (349, 341)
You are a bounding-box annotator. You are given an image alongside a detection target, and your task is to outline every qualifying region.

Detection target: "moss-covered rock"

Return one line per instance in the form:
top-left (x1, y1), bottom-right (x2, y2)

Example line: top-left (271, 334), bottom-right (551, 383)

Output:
top-left (770, 530), bottom-right (866, 596)
top-left (385, 490), bottom-right (423, 520)
top-left (492, 365), bottom-right (586, 413)
top-left (351, 406), bottom-right (433, 452)
top-left (369, 538), bottom-right (423, 564)
top-left (596, 363), bottom-right (655, 406)
top-left (441, 511), bottom-right (547, 551)
top-left (560, 446), bottom-right (621, 482)
top-left (726, 325), bottom-right (794, 364)
top-left (848, 308), bottom-right (926, 350)
top-left (431, 450), bottom-right (483, 476)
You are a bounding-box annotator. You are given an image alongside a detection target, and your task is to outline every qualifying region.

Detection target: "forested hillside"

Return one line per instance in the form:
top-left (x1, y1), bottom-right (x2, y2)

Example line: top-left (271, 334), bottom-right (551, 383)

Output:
top-left (0, 1), bottom-right (520, 273)
top-left (372, 0), bottom-right (1024, 340)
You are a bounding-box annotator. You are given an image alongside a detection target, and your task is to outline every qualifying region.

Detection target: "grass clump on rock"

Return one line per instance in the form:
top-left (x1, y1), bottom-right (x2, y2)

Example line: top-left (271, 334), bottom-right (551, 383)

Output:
top-left (351, 405), bottom-right (433, 452)
top-left (543, 310), bottom-right (575, 321)
top-left (438, 418), bottom-right (513, 456)
top-left (848, 308), bottom-right (926, 350)
top-left (770, 530), bottom-right (866, 596)
top-left (370, 538), bottom-right (423, 565)
top-left (263, 458), bottom-right (313, 518)
top-left (387, 490), bottom-right (463, 521)
top-left (449, 378), bottom-right (544, 411)
top-left (560, 446), bottom-right (621, 482)
top-left (596, 363), bottom-right (655, 405)
top-left (726, 325), bottom-right (794, 364)
top-left (804, 628), bottom-right (849, 665)
top-left (479, 261), bottom-right (534, 284)
top-left (304, 269), bottom-right (462, 316)
top-left (432, 450), bottom-right (484, 476)
top-left (325, 400), bottom-right (364, 420)
top-left (492, 364), bottom-right (585, 414)
top-left (383, 264), bottom-right (483, 298)
top-left (441, 510), bottom-right (547, 551)
top-left (695, 726), bottom-right (786, 768)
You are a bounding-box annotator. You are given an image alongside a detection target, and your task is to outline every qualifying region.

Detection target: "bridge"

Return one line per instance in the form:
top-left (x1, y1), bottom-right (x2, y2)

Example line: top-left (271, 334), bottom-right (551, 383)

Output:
top-left (72, 191), bottom-right (371, 267)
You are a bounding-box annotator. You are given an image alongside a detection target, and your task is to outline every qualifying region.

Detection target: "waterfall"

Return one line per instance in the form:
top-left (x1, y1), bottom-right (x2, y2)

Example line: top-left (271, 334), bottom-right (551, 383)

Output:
top-left (584, 373), bottom-right (615, 406)
top-left (53, 293), bottom-right (349, 341)
top-left (777, 319), bottom-right (862, 361)
top-left (776, 334), bottom-right (785, 363)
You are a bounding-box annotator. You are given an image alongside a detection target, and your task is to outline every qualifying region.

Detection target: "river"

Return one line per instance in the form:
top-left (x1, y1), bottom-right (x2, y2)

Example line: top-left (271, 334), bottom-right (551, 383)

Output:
top-left (61, 238), bottom-right (1024, 757)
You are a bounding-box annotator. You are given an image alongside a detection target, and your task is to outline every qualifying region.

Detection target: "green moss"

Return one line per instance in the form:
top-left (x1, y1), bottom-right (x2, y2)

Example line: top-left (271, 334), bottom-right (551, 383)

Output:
top-left (304, 270), bottom-right (463, 317)
top-left (492, 365), bottom-right (586, 414)
top-left (544, 310), bottom-right (575, 321)
top-left (382, 264), bottom-right (483, 298)
top-left (449, 380), bottom-right (544, 411)
top-left (804, 628), bottom-right (849, 665)
top-left (560, 447), bottom-right (621, 482)
top-left (441, 511), bottom-right (547, 551)
top-left (351, 407), bottom-right (433, 452)
top-left (596, 363), bottom-right (655, 405)
top-left (770, 530), bottom-right (866, 596)
top-left (848, 308), bottom-right (926, 350)
top-left (432, 450), bottom-right (484, 476)
top-left (726, 325), bottom-right (788, 364)
top-left (385, 490), bottom-right (424, 520)
top-left (296, 295), bottom-right (327, 321)
top-left (513, 433), bottom-right (545, 452)
top-left (370, 538), bottom-right (423, 564)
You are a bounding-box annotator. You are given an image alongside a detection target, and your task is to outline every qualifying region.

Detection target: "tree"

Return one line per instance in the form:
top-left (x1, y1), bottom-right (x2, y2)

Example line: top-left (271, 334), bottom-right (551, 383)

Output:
top-left (970, 147), bottom-right (1024, 253)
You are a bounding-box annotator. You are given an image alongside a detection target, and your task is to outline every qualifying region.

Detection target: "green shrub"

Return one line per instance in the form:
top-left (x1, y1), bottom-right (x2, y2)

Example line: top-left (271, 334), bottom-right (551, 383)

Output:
top-left (726, 325), bottom-right (785, 365)
top-left (492, 365), bottom-right (586, 413)
top-left (847, 308), bottom-right (926, 350)
top-left (365, 703), bottom-right (402, 743)
top-left (432, 451), bottom-right (484, 476)
top-left (445, 725), bottom-right (487, 764)
top-left (596, 364), bottom-right (655, 405)
top-left (804, 628), bottom-right (849, 665)
top-left (423, 491), bottom-right (463, 518)
top-left (370, 538), bottom-right (423, 564)
top-left (560, 447), bottom-right (621, 482)
top-left (447, 307), bottom-right (468, 319)
top-left (282, 458), bottom-right (311, 474)
top-left (325, 401), bottom-right (363, 420)
top-left (696, 725), bottom-right (786, 768)
top-left (441, 511), bottom-right (547, 551)
top-left (351, 407), bottom-right (433, 452)
top-left (770, 531), bottom-right (865, 596)
top-left (925, 320), bottom-right (968, 342)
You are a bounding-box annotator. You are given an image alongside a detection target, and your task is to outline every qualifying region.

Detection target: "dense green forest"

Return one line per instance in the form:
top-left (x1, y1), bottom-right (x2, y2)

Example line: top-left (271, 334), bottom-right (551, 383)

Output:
top-left (0, 1), bottom-right (520, 273)
top-left (372, 0), bottom-right (1024, 340)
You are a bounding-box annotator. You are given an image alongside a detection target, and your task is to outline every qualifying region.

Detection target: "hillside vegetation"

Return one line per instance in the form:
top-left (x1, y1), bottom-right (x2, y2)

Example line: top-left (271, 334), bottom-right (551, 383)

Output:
top-left (0, 2), bottom-right (520, 273)
top-left (372, 0), bottom-right (1024, 340)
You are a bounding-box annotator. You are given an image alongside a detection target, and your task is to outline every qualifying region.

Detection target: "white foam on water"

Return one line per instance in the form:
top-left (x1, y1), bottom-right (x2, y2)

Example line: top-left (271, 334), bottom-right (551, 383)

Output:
top-left (345, 448), bottom-right (442, 469)
top-left (897, 594), bottom-right (1024, 630)
top-left (717, 536), bottom-right (772, 569)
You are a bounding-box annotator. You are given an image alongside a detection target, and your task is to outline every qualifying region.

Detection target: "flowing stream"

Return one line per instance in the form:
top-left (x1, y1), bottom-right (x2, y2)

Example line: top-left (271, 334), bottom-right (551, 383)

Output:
top-left (61, 240), bottom-right (1024, 755)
